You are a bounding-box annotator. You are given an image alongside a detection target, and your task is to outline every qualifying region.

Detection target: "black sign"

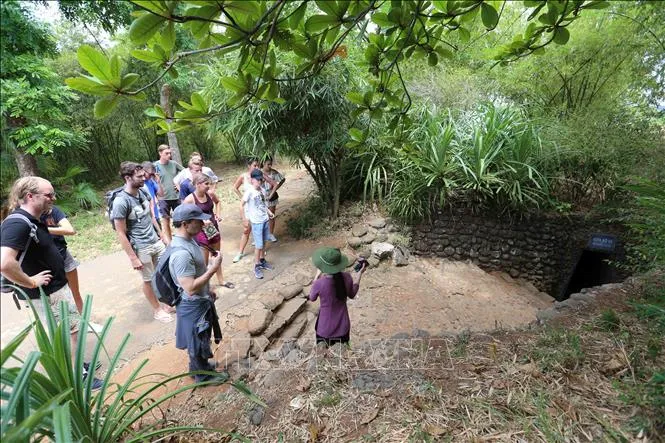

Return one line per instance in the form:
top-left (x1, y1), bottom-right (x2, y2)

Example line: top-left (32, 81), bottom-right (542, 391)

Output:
top-left (587, 234), bottom-right (617, 253)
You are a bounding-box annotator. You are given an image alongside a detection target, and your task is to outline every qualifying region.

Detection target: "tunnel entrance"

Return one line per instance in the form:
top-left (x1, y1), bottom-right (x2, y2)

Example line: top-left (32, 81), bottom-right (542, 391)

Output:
top-left (561, 234), bottom-right (619, 300)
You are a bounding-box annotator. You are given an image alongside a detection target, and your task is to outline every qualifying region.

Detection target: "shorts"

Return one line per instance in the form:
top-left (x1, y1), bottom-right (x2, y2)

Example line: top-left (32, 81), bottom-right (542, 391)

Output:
top-left (136, 240), bottom-right (166, 281)
top-left (158, 199), bottom-right (181, 219)
top-left (27, 284), bottom-right (80, 333)
top-left (251, 221), bottom-right (270, 250)
top-left (63, 249), bottom-right (80, 273)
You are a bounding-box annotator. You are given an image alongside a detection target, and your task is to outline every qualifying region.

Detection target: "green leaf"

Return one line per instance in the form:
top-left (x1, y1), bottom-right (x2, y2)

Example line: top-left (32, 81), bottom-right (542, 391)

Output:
top-left (305, 14), bottom-right (339, 33)
top-left (109, 55), bottom-right (121, 87)
top-left (458, 26), bottom-right (471, 43)
top-left (120, 73), bottom-right (140, 89)
top-left (288, 2), bottom-right (307, 29)
top-left (129, 12), bottom-right (167, 44)
top-left (435, 46), bottom-right (453, 59)
top-left (187, 5), bottom-right (219, 38)
top-left (371, 12), bottom-right (393, 28)
top-left (349, 127), bottom-right (364, 141)
top-left (432, 1), bottom-right (448, 12)
top-left (77, 45), bottom-right (113, 84)
top-left (94, 95), bottom-right (119, 118)
top-left (160, 22), bottom-right (176, 51)
top-left (346, 92), bottom-right (365, 106)
top-left (190, 92), bottom-right (208, 112)
top-left (65, 77), bottom-right (115, 96)
top-left (428, 52), bottom-right (438, 66)
top-left (480, 3), bottom-right (499, 29)
top-left (221, 76), bottom-right (247, 93)
top-left (552, 26), bottom-right (570, 45)
top-left (144, 105), bottom-right (166, 118)
top-left (523, 0), bottom-right (542, 6)
top-left (582, 0), bottom-right (610, 9)
top-left (132, 1), bottom-right (168, 15)
top-left (226, 0), bottom-right (260, 16)
top-left (315, 0), bottom-right (339, 17)
top-left (131, 49), bottom-right (166, 63)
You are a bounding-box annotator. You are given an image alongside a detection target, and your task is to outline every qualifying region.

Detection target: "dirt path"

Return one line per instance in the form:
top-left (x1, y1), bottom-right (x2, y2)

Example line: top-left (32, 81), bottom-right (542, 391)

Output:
top-left (1, 160), bottom-right (553, 373)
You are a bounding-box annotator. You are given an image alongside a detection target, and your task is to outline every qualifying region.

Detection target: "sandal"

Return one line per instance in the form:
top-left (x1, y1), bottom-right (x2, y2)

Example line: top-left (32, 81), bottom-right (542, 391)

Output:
top-left (220, 281), bottom-right (235, 289)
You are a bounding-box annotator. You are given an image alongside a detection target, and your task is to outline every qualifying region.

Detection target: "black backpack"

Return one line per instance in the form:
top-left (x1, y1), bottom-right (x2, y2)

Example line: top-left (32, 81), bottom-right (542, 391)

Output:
top-left (105, 187), bottom-right (148, 230)
top-left (0, 213), bottom-right (39, 295)
top-left (151, 245), bottom-right (185, 307)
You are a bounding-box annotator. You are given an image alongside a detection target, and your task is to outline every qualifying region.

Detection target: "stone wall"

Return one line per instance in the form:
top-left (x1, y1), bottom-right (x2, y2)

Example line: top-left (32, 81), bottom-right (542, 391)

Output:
top-left (411, 208), bottom-right (628, 299)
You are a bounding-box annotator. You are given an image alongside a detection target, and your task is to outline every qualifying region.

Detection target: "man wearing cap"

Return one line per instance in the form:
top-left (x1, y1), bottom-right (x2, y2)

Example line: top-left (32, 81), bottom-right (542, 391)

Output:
top-left (170, 204), bottom-right (226, 383)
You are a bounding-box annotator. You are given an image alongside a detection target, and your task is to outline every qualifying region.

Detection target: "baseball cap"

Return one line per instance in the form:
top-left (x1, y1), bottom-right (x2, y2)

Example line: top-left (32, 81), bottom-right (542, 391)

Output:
top-left (250, 169), bottom-right (264, 180)
top-left (172, 204), bottom-right (211, 222)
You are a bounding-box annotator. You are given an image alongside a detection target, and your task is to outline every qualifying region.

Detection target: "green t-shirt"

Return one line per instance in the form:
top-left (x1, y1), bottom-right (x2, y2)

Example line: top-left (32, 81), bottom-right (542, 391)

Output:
top-left (153, 160), bottom-right (183, 200)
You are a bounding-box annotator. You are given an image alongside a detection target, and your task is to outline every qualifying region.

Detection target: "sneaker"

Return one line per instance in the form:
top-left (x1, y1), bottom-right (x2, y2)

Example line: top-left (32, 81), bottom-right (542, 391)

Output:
top-left (254, 265), bottom-right (264, 279)
top-left (267, 233), bottom-right (278, 242)
top-left (194, 372), bottom-right (229, 385)
top-left (153, 310), bottom-right (173, 323)
top-left (82, 372), bottom-right (105, 391)
top-left (87, 322), bottom-right (104, 334)
top-left (83, 361), bottom-right (102, 373)
top-left (259, 259), bottom-right (273, 271)
top-left (233, 253), bottom-right (245, 263)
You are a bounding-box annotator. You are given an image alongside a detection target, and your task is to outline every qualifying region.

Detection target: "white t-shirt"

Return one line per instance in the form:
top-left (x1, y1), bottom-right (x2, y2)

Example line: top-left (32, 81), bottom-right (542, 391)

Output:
top-left (173, 166), bottom-right (219, 187)
top-left (242, 187), bottom-right (269, 224)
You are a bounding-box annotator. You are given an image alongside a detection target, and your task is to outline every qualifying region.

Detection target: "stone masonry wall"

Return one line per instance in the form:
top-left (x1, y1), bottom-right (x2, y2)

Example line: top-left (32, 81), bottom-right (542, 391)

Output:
top-left (411, 208), bottom-right (628, 299)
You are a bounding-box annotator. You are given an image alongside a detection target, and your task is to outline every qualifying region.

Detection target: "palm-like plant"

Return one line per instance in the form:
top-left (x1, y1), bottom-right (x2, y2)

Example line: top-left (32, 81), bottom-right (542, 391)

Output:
top-left (1, 289), bottom-right (263, 442)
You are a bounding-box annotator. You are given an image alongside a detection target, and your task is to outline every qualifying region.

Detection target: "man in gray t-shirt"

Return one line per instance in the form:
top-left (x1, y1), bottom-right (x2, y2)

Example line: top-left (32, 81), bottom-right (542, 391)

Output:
top-left (153, 144), bottom-right (183, 245)
top-left (170, 204), bottom-right (226, 383)
top-left (112, 161), bottom-right (172, 323)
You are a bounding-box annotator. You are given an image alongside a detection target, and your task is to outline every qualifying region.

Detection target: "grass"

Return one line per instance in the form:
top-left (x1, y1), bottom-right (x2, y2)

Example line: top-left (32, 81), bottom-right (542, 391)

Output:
top-left (66, 209), bottom-right (121, 261)
top-left (531, 327), bottom-right (585, 372)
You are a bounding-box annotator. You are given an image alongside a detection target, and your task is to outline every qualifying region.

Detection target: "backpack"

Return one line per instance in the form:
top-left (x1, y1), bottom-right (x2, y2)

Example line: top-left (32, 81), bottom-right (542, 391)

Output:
top-left (0, 213), bottom-right (40, 295)
top-left (151, 245), bottom-right (185, 307)
top-left (105, 187), bottom-right (148, 230)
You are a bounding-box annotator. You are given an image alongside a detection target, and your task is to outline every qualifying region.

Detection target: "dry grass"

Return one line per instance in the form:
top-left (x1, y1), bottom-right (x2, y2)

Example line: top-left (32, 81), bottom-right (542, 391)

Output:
top-left (146, 276), bottom-right (664, 442)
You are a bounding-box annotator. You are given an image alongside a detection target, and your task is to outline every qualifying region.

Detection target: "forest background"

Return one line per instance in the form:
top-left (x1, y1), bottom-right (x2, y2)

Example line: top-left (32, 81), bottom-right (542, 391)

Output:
top-left (1, 0), bottom-right (663, 269)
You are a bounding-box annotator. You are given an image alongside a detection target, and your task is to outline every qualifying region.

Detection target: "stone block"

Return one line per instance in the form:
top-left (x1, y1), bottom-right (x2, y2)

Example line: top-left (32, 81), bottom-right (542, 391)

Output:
top-left (218, 331), bottom-right (251, 366)
top-left (352, 224), bottom-right (368, 237)
top-left (368, 217), bottom-right (387, 229)
top-left (250, 335), bottom-right (271, 357)
top-left (279, 284), bottom-right (304, 300)
top-left (361, 232), bottom-right (376, 244)
top-left (264, 297), bottom-right (308, 340)
top-left (248, 308), bottom-right (273, 336)
top-left (260, 293), bottom-right (284, 311)
top-left (371, 242), bottom-right (395, 259)
top-left (347, 237), bottom-right (363, 248)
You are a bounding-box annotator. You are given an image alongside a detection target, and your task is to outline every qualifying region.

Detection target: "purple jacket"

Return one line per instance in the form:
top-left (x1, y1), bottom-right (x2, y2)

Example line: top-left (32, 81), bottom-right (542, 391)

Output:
top-left (308, 272), bottom-right (359, 338)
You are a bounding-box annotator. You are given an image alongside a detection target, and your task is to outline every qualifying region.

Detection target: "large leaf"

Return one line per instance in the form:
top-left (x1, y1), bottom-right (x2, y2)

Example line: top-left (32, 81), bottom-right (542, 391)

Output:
top-left (315, 0), bottom-right (339, 17)
top-left (129, 12), bottom-right (166, 44)
top-left (120, 73), bottom-right (141, 89)
top-left (190, 92), bottom-right (208, 113)
top-left (305, 14), bottom-right (339, 33)
top-left (480, 3), bottom-right (499, 29)
top-left (220, 76), bottom-right (247, 93)
top-left (65, 77), bottom-right (115, 96)
top-left (94, 95), bottom-right (120, 118)
top-left (77, 45), bottom-right (114, 84)
top-left (160, 22), bottom-right (176, 51)
top-left (131, 0), bottom-right (168, 15)
top-left (130, 49), bottom-right (166, 63)
top-left (552, 26), bottom-right (570, 45)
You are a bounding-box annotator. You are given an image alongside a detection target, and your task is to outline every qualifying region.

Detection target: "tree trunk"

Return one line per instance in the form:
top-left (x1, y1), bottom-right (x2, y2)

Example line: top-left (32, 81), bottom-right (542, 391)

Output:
top-left (160, 83), bottom-right (182, 165)
top-left (13, 150), bottom-right (39, 177)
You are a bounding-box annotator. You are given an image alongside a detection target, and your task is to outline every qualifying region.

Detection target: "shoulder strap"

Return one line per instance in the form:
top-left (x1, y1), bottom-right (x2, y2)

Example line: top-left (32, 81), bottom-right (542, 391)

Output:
top-left (1, 213), bottom-right (39, 265)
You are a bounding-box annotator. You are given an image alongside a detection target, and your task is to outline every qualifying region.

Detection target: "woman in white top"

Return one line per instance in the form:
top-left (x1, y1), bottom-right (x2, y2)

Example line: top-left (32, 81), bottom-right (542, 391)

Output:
top-left (261, 156), bottom-right (286, 242)
top-left (173, 152), bottom-right (219, 190)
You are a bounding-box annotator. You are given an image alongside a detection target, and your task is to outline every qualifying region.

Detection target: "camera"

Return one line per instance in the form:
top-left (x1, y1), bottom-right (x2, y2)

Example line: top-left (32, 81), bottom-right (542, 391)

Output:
top-left (353, 257), bottom-right (368, 272)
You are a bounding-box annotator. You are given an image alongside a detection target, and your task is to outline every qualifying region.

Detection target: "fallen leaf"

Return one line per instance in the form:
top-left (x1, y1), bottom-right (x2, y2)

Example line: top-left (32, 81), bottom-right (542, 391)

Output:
top-left (425, 424), bottom-right (446, 436)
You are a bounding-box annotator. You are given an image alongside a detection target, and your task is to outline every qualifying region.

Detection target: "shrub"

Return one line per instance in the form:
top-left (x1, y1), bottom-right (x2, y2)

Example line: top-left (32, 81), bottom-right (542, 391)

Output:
top-left (1, 288), bottom-right (263, 441)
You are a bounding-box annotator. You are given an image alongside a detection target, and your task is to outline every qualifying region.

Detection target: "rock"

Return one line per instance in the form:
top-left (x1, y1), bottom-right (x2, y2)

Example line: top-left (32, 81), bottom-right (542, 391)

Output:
top-left (250, 335), bottom-right (270, 356)
top-left (375, 233), bottom-right (388, 242)
top-left (358, 247), bottom-right (372, 259)
top-left (264, 297), bottom-right (308, 339)
top-left (368, 256), bottom-right (380, 268)
top-left (261, 369), bottom-right (288, 388)
top-left (284, 349), bottom-right (306, 364)
top-left (368, 218), bottom-right (387, 229)
top-left (509, 268), bottom-right (520, 278)
top-left (570, 293), bottom-right (595, 304)
top-left (347, 237), bottom-right (363, 249)
top-left (351, 224), bottom-right (368, 237)
top-left (444, 246), bottom-right (455, 256)
top-left (249, 407), bottom-right (265, 426)
top-left (352, 371), bottom-right (395, 390)
top-left (411, 328), bottom-right (430, 338)
top-left (391, 332), bottom-right (410, 340)
top-left (248, 309), bottom-right (273, 336)
top-left (361, 232), bottom-right (377, 244)
top-left (260, 293), bottom-right (284, 311)
top-left (279, 284), bottom-right (304, 300)
top-left (536, 308), bottom-right (559, 324)
top-left (280, 340), bottom-right (298, 358)
top-left (263, 349), bottom-right (281, 361)
top-left (371, 242), bottom-right (395, 259)
top-left (393, 246), bottom-right (409, 267)
top-left (554, 299), bottom-right (583, 310)
top-left (280, 312), bottom-right (309, 340)
top-left (218, 331), bottom-right (251, 366)
top-left (386, 223), bottom-right (400, 233)
top-left (297, 273), bottom-right (313, 286)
